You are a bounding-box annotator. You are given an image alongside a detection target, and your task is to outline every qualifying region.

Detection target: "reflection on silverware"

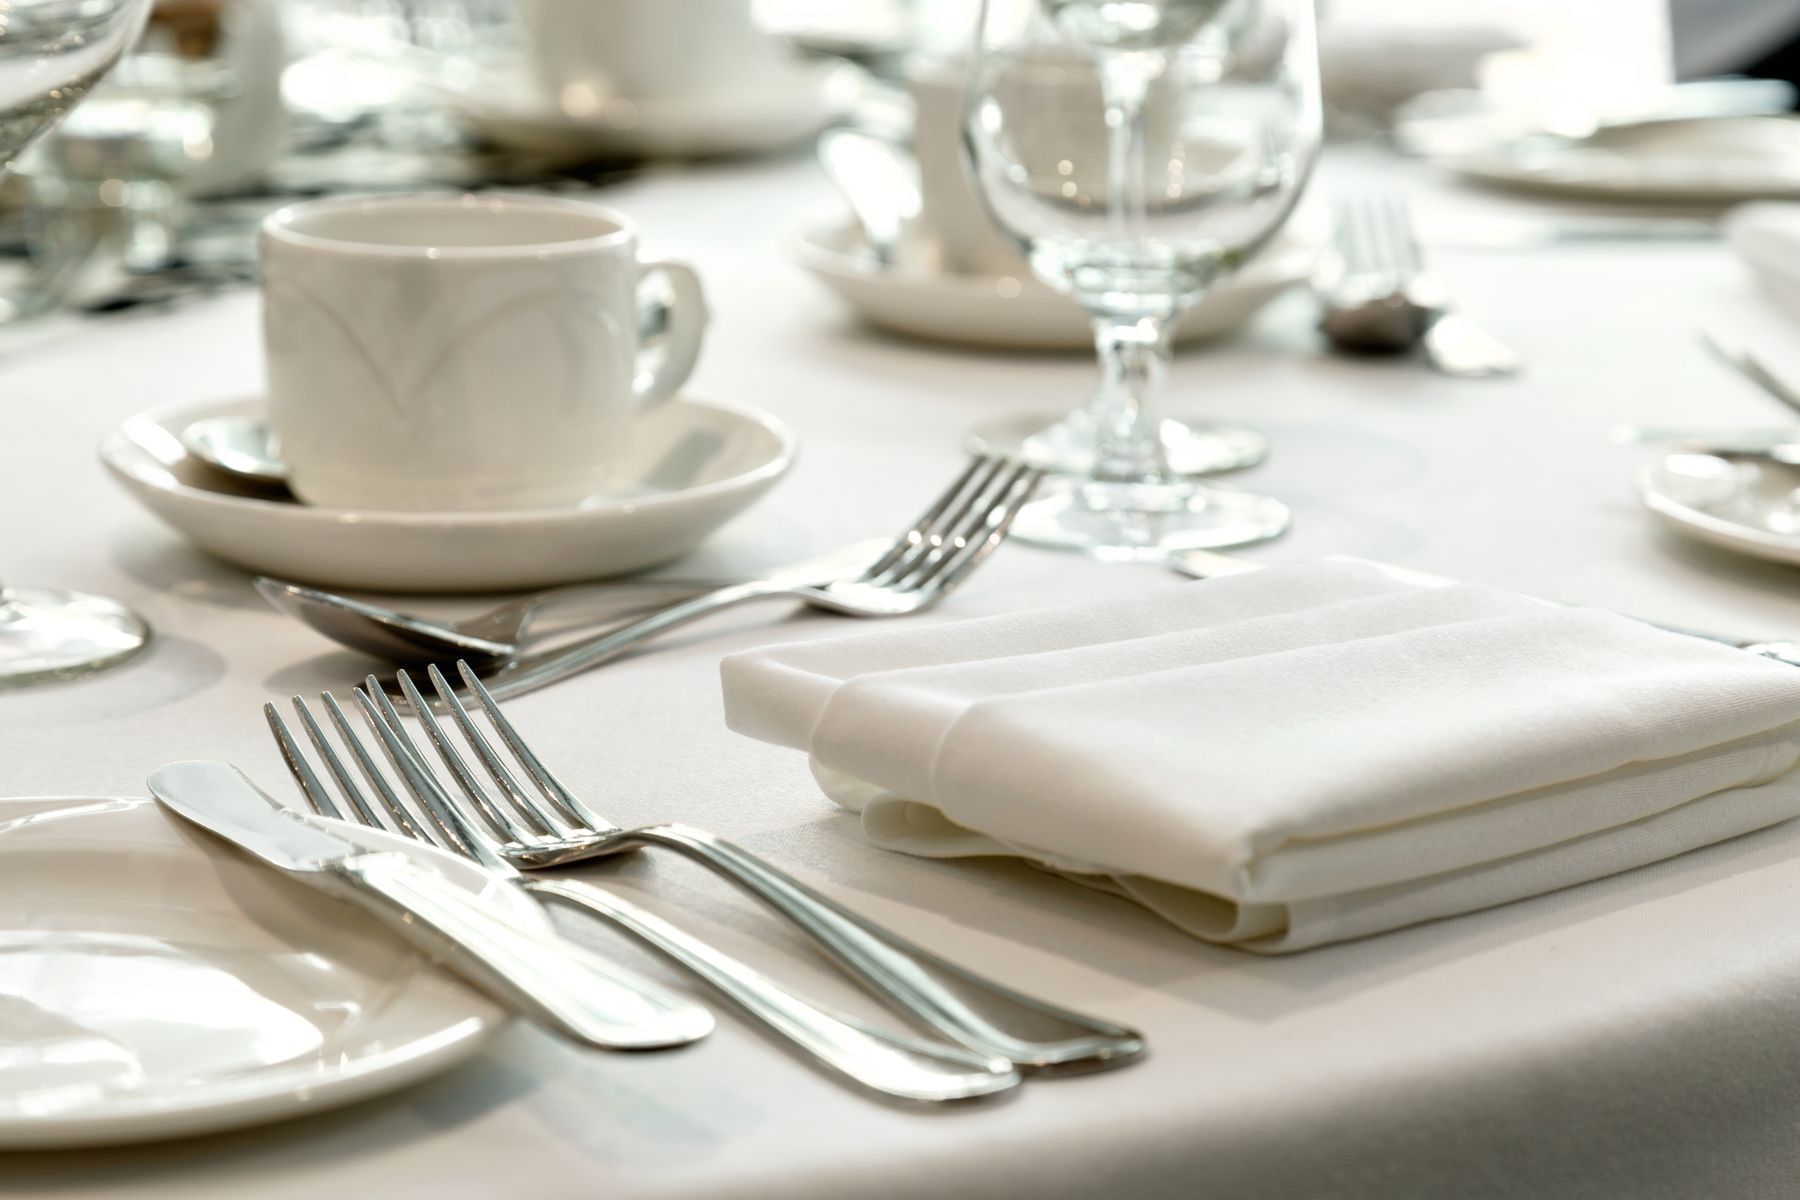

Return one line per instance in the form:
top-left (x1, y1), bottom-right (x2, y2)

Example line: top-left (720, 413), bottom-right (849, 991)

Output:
top-left (255, 538), bottom-right (892, 667)
top-left (816, 125), bottom-right (922, 267)
top-left (265, 672), bottom-right (1025, 1104)
top-left (448, 455), bottom-right (1044, 704)
top-left (181, 413), bottom-right (288, 487)
top-left (1319, 193), bottom-right (1520, 378)
top-left (147, 760), bottom-right (714, 1051)
top-left (278, 659), bottom-right (1141, 1075)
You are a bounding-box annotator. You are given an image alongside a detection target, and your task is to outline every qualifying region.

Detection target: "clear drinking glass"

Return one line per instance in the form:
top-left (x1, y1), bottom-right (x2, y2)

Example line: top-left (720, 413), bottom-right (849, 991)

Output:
top-left (962, 0), bottom-right (1321, 558)
top-left (0, 0), bottom-right (153, 686)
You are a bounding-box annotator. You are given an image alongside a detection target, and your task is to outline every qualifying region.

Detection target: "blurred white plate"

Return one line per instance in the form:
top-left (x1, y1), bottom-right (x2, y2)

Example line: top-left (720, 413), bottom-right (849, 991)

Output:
top-left (449, 59), bottom-right (858, 161)
top-left (0, 795), bottom-right (532, 1149)
top-left (1452, 116), bottom-right (1800, 204)
top-left (1640, 450), bottom-right (1800, 566)
top-left (794, 215), bottom-right (1322, 352)
top-left (101, 395), bottom-right (796, 592)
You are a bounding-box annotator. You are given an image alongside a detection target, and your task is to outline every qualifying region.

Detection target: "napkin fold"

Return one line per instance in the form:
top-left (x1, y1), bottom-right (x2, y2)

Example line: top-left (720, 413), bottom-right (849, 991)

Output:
top-left (721, 561), bottom-right (1800, 952)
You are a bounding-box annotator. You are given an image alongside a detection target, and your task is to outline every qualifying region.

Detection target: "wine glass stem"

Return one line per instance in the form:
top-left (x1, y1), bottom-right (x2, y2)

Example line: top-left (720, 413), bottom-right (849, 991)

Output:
top-left (1090, 315), bottom-right (1173, 483)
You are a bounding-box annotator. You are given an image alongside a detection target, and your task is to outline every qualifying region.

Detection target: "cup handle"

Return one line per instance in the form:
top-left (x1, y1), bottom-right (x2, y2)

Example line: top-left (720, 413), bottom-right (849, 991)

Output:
top-left (632, 260), bottom-right (707, 408)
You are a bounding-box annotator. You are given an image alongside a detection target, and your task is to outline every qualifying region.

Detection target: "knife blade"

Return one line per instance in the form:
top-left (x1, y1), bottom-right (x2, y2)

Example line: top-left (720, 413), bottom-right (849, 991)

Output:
top-left (148, 761), bottom-right (713, 1050)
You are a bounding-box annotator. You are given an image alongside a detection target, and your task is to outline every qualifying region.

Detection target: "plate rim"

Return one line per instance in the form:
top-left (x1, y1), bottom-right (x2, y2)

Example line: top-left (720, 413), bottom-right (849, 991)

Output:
top-left (1637, 455), bottom-right (1800, 566)
top-left (0, 795), bottom-right (515, 1150)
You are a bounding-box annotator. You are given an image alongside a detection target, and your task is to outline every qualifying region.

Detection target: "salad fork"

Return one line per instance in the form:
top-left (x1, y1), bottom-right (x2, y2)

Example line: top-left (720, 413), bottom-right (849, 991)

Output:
top-left (457, 454), bottom-right (1047, 703)
top-left (267, 679), bottom-right (1024, 1103)
top-left (274, 660), bottom-right (1144, 1074)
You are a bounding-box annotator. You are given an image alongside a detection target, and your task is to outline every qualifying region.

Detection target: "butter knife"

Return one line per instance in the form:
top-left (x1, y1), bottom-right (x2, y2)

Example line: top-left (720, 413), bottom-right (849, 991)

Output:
top-left (147, 761), bottom-right (713, 1051)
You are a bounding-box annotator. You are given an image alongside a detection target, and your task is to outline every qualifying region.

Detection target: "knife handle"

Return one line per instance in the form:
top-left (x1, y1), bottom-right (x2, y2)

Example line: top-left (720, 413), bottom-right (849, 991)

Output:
top-left (331, 853), bottom-right (713, 1050)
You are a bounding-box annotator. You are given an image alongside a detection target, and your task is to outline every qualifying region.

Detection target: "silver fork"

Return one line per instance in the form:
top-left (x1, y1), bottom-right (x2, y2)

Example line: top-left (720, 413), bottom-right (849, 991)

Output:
top-left (267, 679), bottom-right (1025, 1103)
top-left (336, 661), bottom-right (1144, 1073)
top-left (1320, 194), bottom-right (1520, 379)
top-left (450, 455), bottom-right (1046, 704)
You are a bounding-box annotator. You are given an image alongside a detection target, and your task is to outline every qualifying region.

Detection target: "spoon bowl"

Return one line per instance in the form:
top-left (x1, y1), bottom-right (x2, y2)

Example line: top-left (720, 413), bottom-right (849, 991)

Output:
top-left (181, 414), bottom-right (289, 489)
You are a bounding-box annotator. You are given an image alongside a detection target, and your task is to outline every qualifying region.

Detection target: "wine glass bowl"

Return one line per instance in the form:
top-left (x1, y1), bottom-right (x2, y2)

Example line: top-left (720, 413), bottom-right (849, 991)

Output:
top-left (962, 0), bottom-right (1321, 558)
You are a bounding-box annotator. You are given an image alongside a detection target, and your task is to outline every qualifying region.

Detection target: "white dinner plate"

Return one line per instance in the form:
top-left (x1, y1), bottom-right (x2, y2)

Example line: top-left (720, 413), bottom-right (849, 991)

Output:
top-left (1450, 116), bottom-right (1800, 204)
top-left (794, 215), bottom-right (1323, 352)
top-left (0, 795), bottom-right (537, 1149)
top-left (100, 395), bottom-right (797, 592)
top-left (449, 60), bottom-right (858, 162)
top-left (1639, 451), bottom-right (1800, 567)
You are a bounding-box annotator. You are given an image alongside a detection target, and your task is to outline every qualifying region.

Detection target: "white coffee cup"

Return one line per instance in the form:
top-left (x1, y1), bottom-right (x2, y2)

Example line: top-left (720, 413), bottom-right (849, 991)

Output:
top-left (908, 57), bottom-right (1026, 278)
top-left (518, 0), bottom-right (791, 105)
top-left (260, 192), bottom-right (707, 512)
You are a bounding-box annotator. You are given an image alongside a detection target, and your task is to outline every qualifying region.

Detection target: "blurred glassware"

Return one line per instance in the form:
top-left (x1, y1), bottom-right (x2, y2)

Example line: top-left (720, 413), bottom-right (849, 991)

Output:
top-left (961, 0), bottom-right (1322, 558)
top-left (0, 0), bottom-right (153, 687)
top-left (27, 52), bottom-right (230, 273)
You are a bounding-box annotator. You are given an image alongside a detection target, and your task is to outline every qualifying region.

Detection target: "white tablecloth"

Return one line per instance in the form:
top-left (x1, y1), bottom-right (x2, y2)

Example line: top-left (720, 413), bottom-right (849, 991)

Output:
top-left (7, 145), bottom-right (1800, 1199)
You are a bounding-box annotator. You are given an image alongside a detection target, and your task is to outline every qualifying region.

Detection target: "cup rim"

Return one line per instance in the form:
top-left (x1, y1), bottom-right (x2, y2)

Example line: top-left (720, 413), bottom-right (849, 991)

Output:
top-left (260, 191), bottom-right (638, 260)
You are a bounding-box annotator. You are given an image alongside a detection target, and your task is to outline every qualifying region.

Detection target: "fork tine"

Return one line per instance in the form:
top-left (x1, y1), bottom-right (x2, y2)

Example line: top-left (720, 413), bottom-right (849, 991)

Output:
top-left (456, 659), bottom-right (600, 832)
top-left (875, 455), bottom-right (1009, 589)
top-left (355, 681), bottom-right (507, 869)
top-left (896, 461), bottom-right (1037, 593)
top-left (398, 667), bottom-right (532, 843)
top-left (860, 455), bottom-right (991, 582)
top-left (265, 702), bottom-right (344, 820)
top-left (422, 663), bottom-right (566, 840)
top-left (318, 691), bottom-right (422, 838)
top-left (912, 465), bottom-right (1042, 598)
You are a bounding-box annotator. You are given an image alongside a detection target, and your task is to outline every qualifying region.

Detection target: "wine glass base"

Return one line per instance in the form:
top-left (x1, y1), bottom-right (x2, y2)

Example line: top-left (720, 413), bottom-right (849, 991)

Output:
top-left (1009, 476), bottom-right (1290, 561)
top-left (966, 410), bottom-right (1268, 476)
top-left (0, 587), bottom-right (150, 687)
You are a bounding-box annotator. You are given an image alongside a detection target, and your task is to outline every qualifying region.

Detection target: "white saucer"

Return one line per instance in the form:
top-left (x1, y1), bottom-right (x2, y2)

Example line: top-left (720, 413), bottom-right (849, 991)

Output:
top-left (1450, 116), bottom-right (1800, 204)
top-left (101, 395), bottom-right (797, 592)
top-left (449, 60), bottom-right (859, 162)
top-left (1639, 451), bottom-right (1800, 567)
top-left (794, 215), bottom-right (1323, 351)
top-left (0, 795), bottom-right (537, 1149)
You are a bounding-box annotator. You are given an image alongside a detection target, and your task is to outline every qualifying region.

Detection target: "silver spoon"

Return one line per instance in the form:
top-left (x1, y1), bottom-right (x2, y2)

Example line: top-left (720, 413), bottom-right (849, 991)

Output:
top-left (816, 126), bottom-right (923, 266)
top-left (255, 538), bottom-right (890, 666)
top-left (181, 414), bottom-right (289, 488)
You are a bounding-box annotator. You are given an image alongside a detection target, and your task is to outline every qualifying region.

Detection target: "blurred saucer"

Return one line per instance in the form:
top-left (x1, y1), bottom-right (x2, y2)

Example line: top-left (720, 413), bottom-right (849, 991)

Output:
top-left (0, 795), bottom-right (526, 1149)
top-left (1640, 450), bottom-right (1800, 566)
top-left (1449, 116), bottom-right (1800, 204)
top-left (101, 395), bottom-right (796, 592)
top-left (794, 214), bottom-right (1322, 352)
top-left (449, 60), bottom-right (859, 161)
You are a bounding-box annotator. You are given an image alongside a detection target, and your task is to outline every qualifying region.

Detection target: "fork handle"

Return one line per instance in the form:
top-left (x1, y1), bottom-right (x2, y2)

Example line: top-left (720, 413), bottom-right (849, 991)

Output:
top-left (523, 878), bottom-right (1021, 1102)
top-left (480, 581), bottom-right (795, 702)
top-left (627, 824), bottom-right (1145, 1073)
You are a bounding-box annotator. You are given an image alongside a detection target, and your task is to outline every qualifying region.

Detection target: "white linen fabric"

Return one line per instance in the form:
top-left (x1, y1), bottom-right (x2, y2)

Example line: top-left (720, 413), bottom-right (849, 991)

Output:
top-left (722, 560), bottom-right (1800, 952)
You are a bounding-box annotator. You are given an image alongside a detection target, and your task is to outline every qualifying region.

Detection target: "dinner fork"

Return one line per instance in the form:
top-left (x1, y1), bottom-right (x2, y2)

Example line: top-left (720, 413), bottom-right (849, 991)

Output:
top-left (285, 661), bottom-right (1144, 1073)
top-left (451, 455), bottom-right (1046, 704)
top-left (1320, 194), bottom-right (1520, 379)
top-left (266, 682), bottom-right (1024, 1103)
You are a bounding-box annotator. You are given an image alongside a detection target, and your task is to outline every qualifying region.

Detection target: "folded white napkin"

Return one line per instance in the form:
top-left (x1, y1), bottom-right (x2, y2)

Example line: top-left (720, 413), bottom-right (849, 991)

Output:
top-left (721, 560), bottom-right (1800, 952)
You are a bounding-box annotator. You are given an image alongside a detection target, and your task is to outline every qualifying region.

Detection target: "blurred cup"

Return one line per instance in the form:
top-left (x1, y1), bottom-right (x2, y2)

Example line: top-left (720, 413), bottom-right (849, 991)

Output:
top-left (261, 192), bottom-right (708, 511)
top-left (519, 0), bottom-right (793, 106)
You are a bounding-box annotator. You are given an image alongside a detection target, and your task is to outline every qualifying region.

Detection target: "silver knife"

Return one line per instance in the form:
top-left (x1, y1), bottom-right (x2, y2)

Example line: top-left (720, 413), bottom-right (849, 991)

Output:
top-left (147, 761), bottom-right (713, 1050)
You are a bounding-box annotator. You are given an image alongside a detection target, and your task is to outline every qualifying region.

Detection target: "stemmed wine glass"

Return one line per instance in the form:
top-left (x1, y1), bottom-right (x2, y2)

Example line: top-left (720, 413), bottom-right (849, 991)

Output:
top-left (0, 0), bottom-right (153, 686)
top-left (962, 0), bottom-right (1321, 558)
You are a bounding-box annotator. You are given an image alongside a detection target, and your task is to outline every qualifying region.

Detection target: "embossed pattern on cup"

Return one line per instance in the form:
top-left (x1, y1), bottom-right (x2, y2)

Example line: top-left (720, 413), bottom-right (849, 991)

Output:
top-left (261, 193), bottom-right (705, 512)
